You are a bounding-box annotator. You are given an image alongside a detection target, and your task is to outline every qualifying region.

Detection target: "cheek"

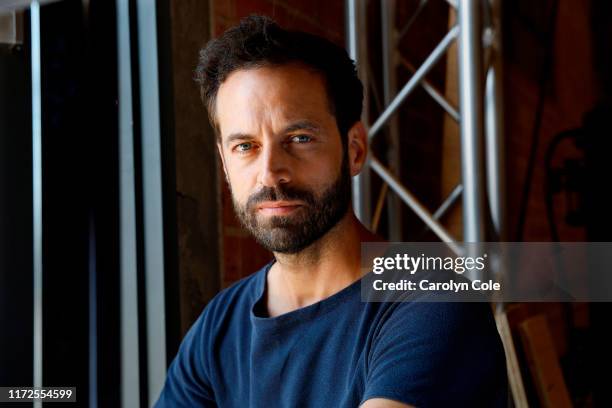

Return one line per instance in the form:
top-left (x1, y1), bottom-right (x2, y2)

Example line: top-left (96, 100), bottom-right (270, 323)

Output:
top-left (299, 155), bottom-right (342, 189)
top-left (319, 145), bottom-right (344, 175)
top-left (225, 163), bottom-right (256, 203)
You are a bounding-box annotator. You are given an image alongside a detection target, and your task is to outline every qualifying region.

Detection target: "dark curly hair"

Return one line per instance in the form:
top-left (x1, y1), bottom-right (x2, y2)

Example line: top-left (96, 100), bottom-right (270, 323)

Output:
top-left (195, 15), bottom-right (363, 144)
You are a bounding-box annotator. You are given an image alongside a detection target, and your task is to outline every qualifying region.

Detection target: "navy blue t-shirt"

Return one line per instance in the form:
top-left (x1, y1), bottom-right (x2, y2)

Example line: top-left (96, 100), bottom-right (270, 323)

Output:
top-left (155, 262), bottom-right (507, 407)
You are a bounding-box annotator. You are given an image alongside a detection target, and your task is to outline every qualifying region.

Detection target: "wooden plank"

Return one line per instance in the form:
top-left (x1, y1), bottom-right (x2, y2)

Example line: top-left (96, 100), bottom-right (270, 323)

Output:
top-left (506, 303), bottom-right (568, 358)
top-left (518, 314), bottom-right (572, 408)
top-left (495, 307), bottom-right (529, 408)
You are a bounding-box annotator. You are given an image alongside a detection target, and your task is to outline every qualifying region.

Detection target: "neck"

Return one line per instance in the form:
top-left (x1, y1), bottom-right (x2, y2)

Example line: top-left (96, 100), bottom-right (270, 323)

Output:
top-left (265, 211), bottom-right (382, 317)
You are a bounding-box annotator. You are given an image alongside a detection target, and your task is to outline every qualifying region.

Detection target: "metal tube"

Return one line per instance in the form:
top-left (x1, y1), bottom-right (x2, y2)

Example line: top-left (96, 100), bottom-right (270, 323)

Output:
top-left (381, 0), bottom-right (402, 240)
top-left (370, 157), bottom-right (463, 256)
top-left (399, 56), bottom-right (460, 122)
top-left (425, 80), bottom-right (461, 122)
top-left (397, 0), bottom-right (428, 40)
top-left (457, 0), bottom-right (485, 242)
top-left (486, 66), bottom-right (505, 239)
top-left (346, 0), bottom-right (357, 63)
top-left (117, 0), bottom-right (141, 406)
top-left (418, 184), bottom-right (463, 238)
top-left (368, 25), bottom-right (459, 140)
top-left (485, 0), bottom-right (506, 240)
top-left (136, 0), bottom-right (167, 403)
top-left (346, 0), bottom-right (371, 226)
top-left (432, 184), bottom-right (463, 220)
top-left (30, 4), bottom-right (43, 408)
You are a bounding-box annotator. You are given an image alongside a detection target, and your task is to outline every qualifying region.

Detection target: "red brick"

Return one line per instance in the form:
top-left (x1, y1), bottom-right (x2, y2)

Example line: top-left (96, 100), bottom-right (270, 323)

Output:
top-left (213, 0), bottom-right (235, 20)
top-left (214, 16), bottom-right (235, 37)
top-left (235, 0), bottom-right (275, 19)
top-left (223, 234), bottom-right (242, 282)
top-left (221, 182), bottom-right (241, 228)
top-left (267, 5), bottom-right (326, 37)
top-left (241, 237), bottom-right (273, 277)
top-left (318, 2), bottom-right (345, 44)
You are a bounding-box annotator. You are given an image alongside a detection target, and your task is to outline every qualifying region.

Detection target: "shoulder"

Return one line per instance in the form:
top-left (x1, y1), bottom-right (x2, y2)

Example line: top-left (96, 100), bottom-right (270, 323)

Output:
top-left (375, 291), bottom-right (497, 330)
top-left (363, 301), bottom-right (507, 406)
top-left (197, 262), bottom-right (270, 331)
top-left (372, 300), bottom-right (502, 352)
top-left (206, 264), bottom-right (267, 310)
top-left (167, 263), bottom-right (269, 376)
top-left (156, 264), bottom-right (271, 406)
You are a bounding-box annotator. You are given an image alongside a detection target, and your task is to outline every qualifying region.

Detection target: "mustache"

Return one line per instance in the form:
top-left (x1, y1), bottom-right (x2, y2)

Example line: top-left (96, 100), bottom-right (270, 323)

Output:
top-left (246, 185), bottom-right (315, 211)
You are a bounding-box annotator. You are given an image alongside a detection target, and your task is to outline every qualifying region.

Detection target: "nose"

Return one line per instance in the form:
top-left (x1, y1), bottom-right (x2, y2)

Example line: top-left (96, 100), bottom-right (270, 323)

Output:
top-left (257, 143), bottom-right (291, 188)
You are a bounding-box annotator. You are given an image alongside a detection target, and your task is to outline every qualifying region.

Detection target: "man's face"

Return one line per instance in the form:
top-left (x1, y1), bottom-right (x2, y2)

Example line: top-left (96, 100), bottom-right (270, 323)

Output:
top-left (215, 64), bottom-right (352, 253)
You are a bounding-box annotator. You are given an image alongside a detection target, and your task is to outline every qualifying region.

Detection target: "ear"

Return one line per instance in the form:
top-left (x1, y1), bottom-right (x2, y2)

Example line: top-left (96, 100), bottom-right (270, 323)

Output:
top-left (216, 142), bottom-right (231, 184)
top-left (347, 121), bottom-right (368, 176)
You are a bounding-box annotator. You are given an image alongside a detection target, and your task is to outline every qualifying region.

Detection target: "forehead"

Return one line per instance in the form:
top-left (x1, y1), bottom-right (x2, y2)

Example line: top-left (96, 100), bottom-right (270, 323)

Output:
top-left (215, 64), bottom-right (333, 138)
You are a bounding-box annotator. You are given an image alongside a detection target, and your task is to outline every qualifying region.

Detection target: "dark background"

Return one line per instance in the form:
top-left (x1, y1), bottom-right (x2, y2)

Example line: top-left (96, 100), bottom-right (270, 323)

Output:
top-left (1, 0), bottom-right (611, 407)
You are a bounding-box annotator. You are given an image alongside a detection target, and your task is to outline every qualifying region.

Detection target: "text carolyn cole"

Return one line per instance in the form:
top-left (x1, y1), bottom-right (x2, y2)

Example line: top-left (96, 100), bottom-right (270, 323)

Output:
top-left (372, 279), bottom-right (501, 292)
top-left (372, 253), bottom-right (488, 275)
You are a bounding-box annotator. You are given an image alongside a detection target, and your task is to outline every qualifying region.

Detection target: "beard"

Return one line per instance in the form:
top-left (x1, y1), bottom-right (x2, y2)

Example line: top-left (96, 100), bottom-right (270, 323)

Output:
top-left (232, 154), bottom-right (352, 254)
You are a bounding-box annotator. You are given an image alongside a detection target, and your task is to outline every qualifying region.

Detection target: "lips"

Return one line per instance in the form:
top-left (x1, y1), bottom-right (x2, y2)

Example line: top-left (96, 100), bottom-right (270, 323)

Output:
top-left (256, 201), bottom-right (303, 216)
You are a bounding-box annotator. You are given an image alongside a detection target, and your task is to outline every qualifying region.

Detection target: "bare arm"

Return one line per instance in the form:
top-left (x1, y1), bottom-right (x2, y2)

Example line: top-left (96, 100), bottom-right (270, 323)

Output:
top-left (361, 398), bottom-right (415, 408)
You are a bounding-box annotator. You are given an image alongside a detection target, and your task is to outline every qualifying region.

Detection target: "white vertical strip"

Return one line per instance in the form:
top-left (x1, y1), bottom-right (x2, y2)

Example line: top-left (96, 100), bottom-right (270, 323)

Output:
top-left (346, 0), bottom-right (357, 61)
top-left (457, 0), bottom-right (485, 243)
top-left (30, 4), bottom-right (43, 408)
top-left (116, 0), bottom-right (141, 407)
top-left (485, 0), bottom-right (506, 241)
top-left (346, 0), bottom-right (372, 227)
top-left (135, 0), bottom-right (167, 404)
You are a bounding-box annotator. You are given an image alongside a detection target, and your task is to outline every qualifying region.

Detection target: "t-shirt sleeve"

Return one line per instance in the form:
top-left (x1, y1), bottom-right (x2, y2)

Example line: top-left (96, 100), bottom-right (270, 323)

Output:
top-left (154, 310), bottom-right (216, 407)
top-left (362, 301), bottom-right (507, 407)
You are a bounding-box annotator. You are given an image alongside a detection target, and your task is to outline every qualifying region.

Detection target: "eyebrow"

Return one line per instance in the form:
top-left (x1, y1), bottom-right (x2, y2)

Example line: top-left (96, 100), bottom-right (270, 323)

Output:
top-left (225, 133), bottom-right (254, 148)
top-left (223, 120), bottom-right (321, 148)
top-left (281, 120), bottom-right (321, 134)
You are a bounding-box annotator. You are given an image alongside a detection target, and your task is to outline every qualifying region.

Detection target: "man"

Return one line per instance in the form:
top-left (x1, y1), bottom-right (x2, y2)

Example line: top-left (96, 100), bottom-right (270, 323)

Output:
top-left (156, 15), bottom-right (507, 407)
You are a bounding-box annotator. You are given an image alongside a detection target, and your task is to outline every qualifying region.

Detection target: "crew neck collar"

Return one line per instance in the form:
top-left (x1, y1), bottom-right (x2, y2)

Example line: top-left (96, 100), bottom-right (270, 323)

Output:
top-left (249, 260), bottom-right (363, 333)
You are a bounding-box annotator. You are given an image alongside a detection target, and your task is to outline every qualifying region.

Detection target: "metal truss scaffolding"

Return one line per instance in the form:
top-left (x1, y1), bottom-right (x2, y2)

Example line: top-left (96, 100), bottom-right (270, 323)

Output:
top-left (347, 3), bottom-right (524, 404)
top-left (346, 0), bottom-right (506, 252)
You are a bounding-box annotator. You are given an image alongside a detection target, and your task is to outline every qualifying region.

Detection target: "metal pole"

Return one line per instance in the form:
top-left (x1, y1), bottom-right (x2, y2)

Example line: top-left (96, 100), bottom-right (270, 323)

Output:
top-left (417, 184), bottom-right (463, 237)
top-left (135, 0), bottom-right (167, 403)
top-left (346, 0), bottom-right (371, 227)
top-left (457, 0), bottom-right (485, 242)
top-left (30, 3), bottom-right (43, 407)
top-left (116, 0), bottom-right (141, 406)
top-left (397, 0), bottom-right (428, 40)
top-left (433, 184), bottom-right (463, 220)
top-left (369, 26), bottom-right (459, 139)
top-left (399, 56), bottom-right (460, 122)
top-left (485, 0), bottom-right (506, 240)
top-left (370, 157), bottom-right (463, 256)
top-left (381, 0), bottom-right (402, 241)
